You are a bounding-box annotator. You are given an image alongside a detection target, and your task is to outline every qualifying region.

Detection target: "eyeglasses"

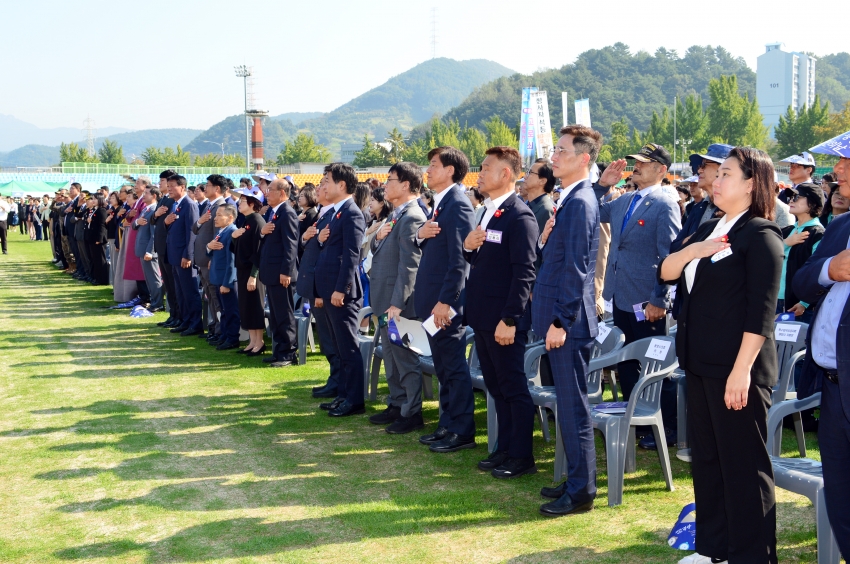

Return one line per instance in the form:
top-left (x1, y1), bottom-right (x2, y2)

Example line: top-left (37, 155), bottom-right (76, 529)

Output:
top-left (549, 147), bottom-right (583, 157)
top-left (525, 170), bottom-right (539, 177)
top-left (790, 194), bottom-right (805, 202)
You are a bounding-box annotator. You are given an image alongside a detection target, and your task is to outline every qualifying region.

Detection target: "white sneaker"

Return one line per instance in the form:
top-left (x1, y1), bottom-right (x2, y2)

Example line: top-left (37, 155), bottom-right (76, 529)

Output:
top-left (678, 555), bottom-right (726, 564)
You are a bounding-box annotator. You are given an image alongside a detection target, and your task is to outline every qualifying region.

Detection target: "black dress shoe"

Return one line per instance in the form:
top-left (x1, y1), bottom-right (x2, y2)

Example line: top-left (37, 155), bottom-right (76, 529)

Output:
top-left (386, 412), bottom-right (424, 434)
top-left (196, 331), bottom-right (208, 338)
top-left (540, 482), bottom-right (567, 499)
top-left (312, 384), bottom-right (327, 393)
top-left (205, 333), bottom-right (218, 341)
top-left (492, 457), bottom-right (537, 479)
top-left (216, 341), bottom-right (239, 350)
top-left (165, 319), bottom-right (183, 328)
top-left (262, 356), bottom-right (280, 364)
top-left (639, 428), bottom-right (677, 451)
top-left (245, 345), bottom-right (267, 357)
top-left (170, 324), bottom-right (189, 333)
top-left (477, 450), bottom-right (509, 471)
top-left (429, 433), bottom-right (476, 453)
top-left (369, 405), bottom-right (402, 425)
top-left (539, 493), bottom-right (594, 518)
top-left (312, 386), bottom-right (338, 398)
top-left (208, 337), bottom-right (222, 346)
top-left (418, 426), bottom-right (449, 445)
top-left (269, 359), bottom-right (294, 368)
top-left (181, 327), bottom-right (203, 337)
top-left (320, 397), bottom-right (344, 411)
top-left (157, 317), bottom-right (173, 327)
top-left (328, 400), bottom-right (366, 417)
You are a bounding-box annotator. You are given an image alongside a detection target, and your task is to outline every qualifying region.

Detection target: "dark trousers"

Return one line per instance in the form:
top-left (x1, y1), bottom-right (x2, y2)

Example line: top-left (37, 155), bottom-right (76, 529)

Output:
top-left (215, 287), bottom-right (241, 344)
top-left (172, 264), bottom-right (201, 330)
top-left (34, 223), bottom-right (42, 240)
top-left (75, 237), bottom-right (91, 277)
top-left (266, 284), bottom-right (296, 359)
top-left (312, 298), bottom-right (341, 390)
top-left (475, 329), bottom-right (533, 459)
top-left (688, 370), bottom-right (777, 563)
top-left (324, 297), bottom-right (365, 403)
top-left (819, 377), bottom-right (850, 560)
top-left (0, 220), bottom-right (6, 252)
top-left (161, 260), bottom-right (180, 319)
top-left (612, 302), bottom-right (677, 431)
top-left (551, 336), bottom-right (597, 504)
top-left (87, 242), bottom-right (108, 284)
top-left (42, 222), bottom-right (49, 241)
top-left (426, 320), bottom-right (475, 438)
top-left (68, 233), bottom-right (79, 265)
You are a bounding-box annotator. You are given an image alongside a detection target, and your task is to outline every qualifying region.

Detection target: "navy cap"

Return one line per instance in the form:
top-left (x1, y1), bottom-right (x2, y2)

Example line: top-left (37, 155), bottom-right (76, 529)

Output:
top-left (689, 143), bottom-right (734, 174)
top-left (627, 143), bottom-right (672, 167)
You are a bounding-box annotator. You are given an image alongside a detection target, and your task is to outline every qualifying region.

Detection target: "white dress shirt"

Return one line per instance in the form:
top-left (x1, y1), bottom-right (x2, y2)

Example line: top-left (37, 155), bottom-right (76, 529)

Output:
top-left (477, 191), bottom-right (513, 230)
top-left (811, 232), bottom-right (850, 370)
top-left (554, 177), bottom-right (588, 211)
top-left (416, 184), bottom-right (458, 245)
top-left (333, 196), bottom-right (352, 213)
top-left (683, 210), bottom-right (746, 292)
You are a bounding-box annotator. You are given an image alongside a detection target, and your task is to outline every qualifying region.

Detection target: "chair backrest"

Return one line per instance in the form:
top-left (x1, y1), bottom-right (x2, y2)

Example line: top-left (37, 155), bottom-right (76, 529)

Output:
top-left (586, 326), bottom-right (626, 402)
top-left (774, 321), bottom-right (808, 387)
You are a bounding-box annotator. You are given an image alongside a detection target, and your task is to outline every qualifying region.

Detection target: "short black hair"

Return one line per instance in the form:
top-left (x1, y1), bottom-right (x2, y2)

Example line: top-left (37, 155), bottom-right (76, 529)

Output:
top-left (167, 174), bottom-right (187, 188)
top-left (324, 162), bottom-right (358, 194)
top-left (159, 169), bottom-right (176, 179)
top-left (388, 162), bottom-right (423, 194)
top-left (206, 174), bottom-right (227, 191)
top-left (224, 177), bottom-right (235, 191)
top-left (239, 177), bottom-right (252, 187)
top-left (148, 187), bottom-right (162, 200)
top-left (427, 146), bottom-right (469, 183)
top-left (533, 158), bottom-right (556, 193)
top-left (661, 177), bottom-right (671, 185)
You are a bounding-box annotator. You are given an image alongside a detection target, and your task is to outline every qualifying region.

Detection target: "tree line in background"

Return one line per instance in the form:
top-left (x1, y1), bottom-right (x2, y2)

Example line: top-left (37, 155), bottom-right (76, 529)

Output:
top-left (59, 140), bottom-right (247, 168)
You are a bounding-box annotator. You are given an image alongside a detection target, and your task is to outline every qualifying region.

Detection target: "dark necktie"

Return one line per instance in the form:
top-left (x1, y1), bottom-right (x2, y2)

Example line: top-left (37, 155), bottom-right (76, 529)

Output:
top-left (620, 193), bottom-right (642, 235)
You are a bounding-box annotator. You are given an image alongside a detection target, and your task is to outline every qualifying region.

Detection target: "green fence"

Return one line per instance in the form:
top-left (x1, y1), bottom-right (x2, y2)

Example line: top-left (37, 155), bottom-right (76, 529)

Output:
top-left (60, 163), bottom-right (249, 176)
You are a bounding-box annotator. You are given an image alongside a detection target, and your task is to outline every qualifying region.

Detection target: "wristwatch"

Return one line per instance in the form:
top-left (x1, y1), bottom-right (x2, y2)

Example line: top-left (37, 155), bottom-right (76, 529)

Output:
top-left (501, 317), bottom-right (515, 327)
top-left (552, 317), bottom-right (563, 329)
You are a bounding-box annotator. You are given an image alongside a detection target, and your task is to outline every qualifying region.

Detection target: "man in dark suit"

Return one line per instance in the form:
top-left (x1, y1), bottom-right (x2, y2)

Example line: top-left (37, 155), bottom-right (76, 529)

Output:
top-left (533, 125), bottom-right (602, 516)
top-left (464, 146), bottom-right (539, 477)
top-left (524, 158), bottom-right (555, 271)
top-left (793, 149), bottom-right (850, 560)
top-left (414, 146), bottom-right (477, 452)
top-left (164, 174), bottom-right (202, 336)
top-left (297, 179), bottom-right (341, 398)
top-left (258, 178), bottom-right (300, 367)
top-left (599, 143), bottom-right (681, 449)
top-left (73, 190), bottom-right (92, 281)
top-left (314, 163), bottom-right (367, 416)
top-left (154, 170), bottom-right (179, 328)
top-left (193, 175), bottom-right (227, 341)
top-left (368, 162), bottom-right (428, 434)
top-left (63, 183), bottom-right (81, 273)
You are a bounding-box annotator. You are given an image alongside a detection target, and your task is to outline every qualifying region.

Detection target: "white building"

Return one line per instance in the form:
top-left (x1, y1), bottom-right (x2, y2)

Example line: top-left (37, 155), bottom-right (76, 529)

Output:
top-left (756, 43), bottom-right (816, 136)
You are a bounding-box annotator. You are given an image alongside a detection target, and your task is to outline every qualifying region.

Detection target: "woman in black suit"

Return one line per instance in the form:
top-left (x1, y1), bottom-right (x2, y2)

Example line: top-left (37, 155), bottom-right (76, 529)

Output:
top-left (659, 147), bottom-right (784, 564)
top-left (85, 194), bottom-right (110, 285)
top-left (231, 188), bottom-right (267, 355)
top-left (296, 184), bottom-right (318, 260)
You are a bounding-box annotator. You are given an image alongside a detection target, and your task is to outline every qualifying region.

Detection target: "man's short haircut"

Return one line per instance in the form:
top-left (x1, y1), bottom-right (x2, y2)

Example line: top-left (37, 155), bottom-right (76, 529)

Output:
top-left (206, 174), bottom-right (227, 191)
top-left (427, 146), bottom-right (469, 183)
top-left (224, 177), bottom-right (235, 191)
top-left (159, 169), bottom-right (176, 180)
top-left (388, 161), bottom-right (423, 194)
top-left (485, 146), bottom-right (522, 179)
top-left (239, 177), bottom-right (252, 187)
top-left (558, 124), bottom-right (604, 165)
top-left (661, 177), bottom-right (671, 185)
top-left (167, 174), bottom-right (187, 188)
top-left (218, 204), bottom-right (238, 220)
top-left (70, 182), bottom-right (82, 190)
top-left (533, 158), bottom-right (556, 193)
top-left (324, 162), bottom-right (358, 194)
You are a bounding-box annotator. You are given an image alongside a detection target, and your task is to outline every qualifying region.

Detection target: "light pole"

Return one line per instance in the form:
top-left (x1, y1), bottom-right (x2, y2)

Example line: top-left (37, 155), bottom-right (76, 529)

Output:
top-left (676, 138), bottom-right (693, 176)
top-left (203, 140), bottom-right (225, 159)
top-left (234, 65), bottom-right (252, 171)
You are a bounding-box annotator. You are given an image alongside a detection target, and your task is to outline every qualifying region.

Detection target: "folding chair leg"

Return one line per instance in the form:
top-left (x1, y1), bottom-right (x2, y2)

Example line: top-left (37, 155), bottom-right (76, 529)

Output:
top-left (422, 372), bottom-right (434, 400)
top-left (308, 324), bottom-right (315, 352)
top-left (604, 421), bottom-right (625, 507)
top-left (369, 355), bottom-right (382, 402)
top-left (608, 370), bottom-right (619, 402)
top-left (625, 426), bottom-right (636, 474)
top-left (815, 487), bottom-right (842, 564)
top-left (554, 413), bottom-right (566, 481)
top-left (793, 412), bottom-right (807, 458)
top-left (538, 407), bottom-right (550, 442)
top-left (652, 422), bottom-right (675, 492)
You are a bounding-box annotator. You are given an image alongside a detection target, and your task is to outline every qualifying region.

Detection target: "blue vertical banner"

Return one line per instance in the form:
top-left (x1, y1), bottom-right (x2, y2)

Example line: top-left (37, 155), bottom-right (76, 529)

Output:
top-left (519, 87), bottom-right (538, 168)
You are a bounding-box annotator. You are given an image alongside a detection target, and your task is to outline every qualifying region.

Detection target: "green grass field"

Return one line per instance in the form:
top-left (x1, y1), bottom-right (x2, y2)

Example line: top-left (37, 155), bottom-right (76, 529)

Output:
top-left (0, 231), bottom-right (826, 563)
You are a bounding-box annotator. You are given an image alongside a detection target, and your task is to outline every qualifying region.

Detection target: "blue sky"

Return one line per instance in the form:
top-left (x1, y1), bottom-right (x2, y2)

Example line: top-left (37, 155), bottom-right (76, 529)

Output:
top-left (3, 0), bottom-right (845, 131)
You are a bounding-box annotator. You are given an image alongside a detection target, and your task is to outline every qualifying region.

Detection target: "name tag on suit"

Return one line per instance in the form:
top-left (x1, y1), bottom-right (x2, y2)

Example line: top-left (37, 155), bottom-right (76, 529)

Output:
top-left (710, 248), bottom-right (732, 263)
top-left (486, 229), bottom-right (502, 244)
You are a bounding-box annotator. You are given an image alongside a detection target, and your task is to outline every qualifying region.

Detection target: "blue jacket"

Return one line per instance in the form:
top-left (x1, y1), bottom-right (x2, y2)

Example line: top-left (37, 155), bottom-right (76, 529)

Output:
top-left (414, 185), bottom-right (475, 318)
top-left (314, 198), bottom-right (366, 300)
top-left (464, 193), bottom-right (538, 332)
top-left (532, 180), bottom-right (600, 339)
top-left (165, 195), bottom-right (199, 263)
top-left (258, 201), bottom-right (299, 287)
top-left (208, 223), bottom-right (237, 288)
top-left (793, 212), bottom-right (850, 417)
top-left (600, 187), bottom-right (680, 311)
top-left (296, 207), bottom-right (333, 300)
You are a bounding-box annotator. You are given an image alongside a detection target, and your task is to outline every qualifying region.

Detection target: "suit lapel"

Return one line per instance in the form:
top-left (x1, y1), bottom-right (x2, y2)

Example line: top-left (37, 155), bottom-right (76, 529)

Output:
top-left (621, 191), bottom-right (655, 238)
top-left (375, 202), bottom-right (412, 255)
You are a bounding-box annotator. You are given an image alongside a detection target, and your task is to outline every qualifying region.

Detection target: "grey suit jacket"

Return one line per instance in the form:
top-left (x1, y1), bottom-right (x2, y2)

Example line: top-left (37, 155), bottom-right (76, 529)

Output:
top-left (599, 186), bottom-right (681, 311)
top-left (369, 201), bottom-right (427, 317)
top-left (133, 204), bottom-right (157, 258)
top-left (192, 198), bottom-right (223, 268)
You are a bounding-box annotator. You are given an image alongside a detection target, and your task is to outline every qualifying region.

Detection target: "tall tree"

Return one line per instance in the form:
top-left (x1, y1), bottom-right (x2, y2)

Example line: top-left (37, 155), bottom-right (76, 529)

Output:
top-left (352, 135), bottom-right (389, 168)
top-left (606, 119), bottom-right (632, 159)
top-left (706, 75), bottom-right (767, 148)
top-left (774, 95), bottom-right (831, 157)
top-left (485, 116), bottom-right (518, 147)
top-left (400, 138), bottom-right (430, 165)
top-left (60, 142), bottom-right (98, 163)
top-left (276, 133), bottom-right (332, 165)
top-left (97, 139), bottom-right (125, 164)
top-left (676, 94), bottom-right (710, 154)
top-left (816, 101), bottom-right (850, 140)
top-left (381, 128), bottom-right (407, 164)
top-left (459, 126), bottom-right (488, 166)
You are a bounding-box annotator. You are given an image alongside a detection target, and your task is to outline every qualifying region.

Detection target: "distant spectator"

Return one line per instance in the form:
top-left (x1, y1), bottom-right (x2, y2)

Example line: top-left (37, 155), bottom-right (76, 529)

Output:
top-left (821, 182), bottom-right (849, 226)
top-left (465, 187), bottom-right (485, 223)
top-left (419, 189), bottom-right (435, 218)
top-left (778, 183), bottom-right (824, 323)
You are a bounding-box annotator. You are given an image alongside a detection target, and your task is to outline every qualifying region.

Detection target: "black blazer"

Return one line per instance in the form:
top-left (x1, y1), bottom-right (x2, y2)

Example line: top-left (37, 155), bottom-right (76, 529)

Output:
top-left (233, 212), bottom-right (266, 276)
top-left (314, 198), bottom-right (366, 300)
top-left (659, 212), bottom-right (784, 385)
top-left (464, 193), bottom-right (538, 332)
top-left (258, 202), bottom-right (299, 287)
top-left (296, 208), bottom-right (333, 300)
top-left (84, 208), bottom-right (108, 244)
top-left (780, 222), bottom-right (824, 307)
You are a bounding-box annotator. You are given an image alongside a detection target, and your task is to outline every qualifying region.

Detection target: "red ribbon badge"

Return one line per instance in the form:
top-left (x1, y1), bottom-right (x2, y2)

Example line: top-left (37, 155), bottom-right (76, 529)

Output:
top-left (494, 209), bottom-right (503, 218)
top-left (272, 214), bottom-right (277, 221)
top-left (336, 212), bottom-right (341, 219)
top-left (245, 225), bottom-right (250, 231)
top-left (434, 208), bottom-right (439, 218)
top-left (638, 219), bottom-right (645, 226)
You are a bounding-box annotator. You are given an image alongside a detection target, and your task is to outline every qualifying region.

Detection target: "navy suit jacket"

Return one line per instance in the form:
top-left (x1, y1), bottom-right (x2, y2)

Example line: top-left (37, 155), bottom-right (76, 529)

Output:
top-left (295, 207), bottom-right (333, 300)
top-left (464, 193), bottom-right (538, 332)
top-left (532, 180), bottom-right (600, 339)
top-left (165, 195), bottom-right (199, 263)
top-left (258, 201), bottom-right (299, 287)
top-left (670, 199), bottom-right (710, 253)
top-left (792, 212), bottom-right (850, 417)
top-left (314, 198), bottom-right (366, 300)
top-left (414, 185), bottom-right (475, 318)
top-left (208, 223), bottom-right (237, 288)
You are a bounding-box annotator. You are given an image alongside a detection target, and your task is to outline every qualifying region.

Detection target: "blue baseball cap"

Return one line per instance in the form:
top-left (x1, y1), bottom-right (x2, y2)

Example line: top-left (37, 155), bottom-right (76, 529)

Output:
top-left (780, 151), bottom-right (816, 166)
top-left (810, 130), bottom-right (850, 158)
top-left (689, 144), bottom-right (734, 174)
